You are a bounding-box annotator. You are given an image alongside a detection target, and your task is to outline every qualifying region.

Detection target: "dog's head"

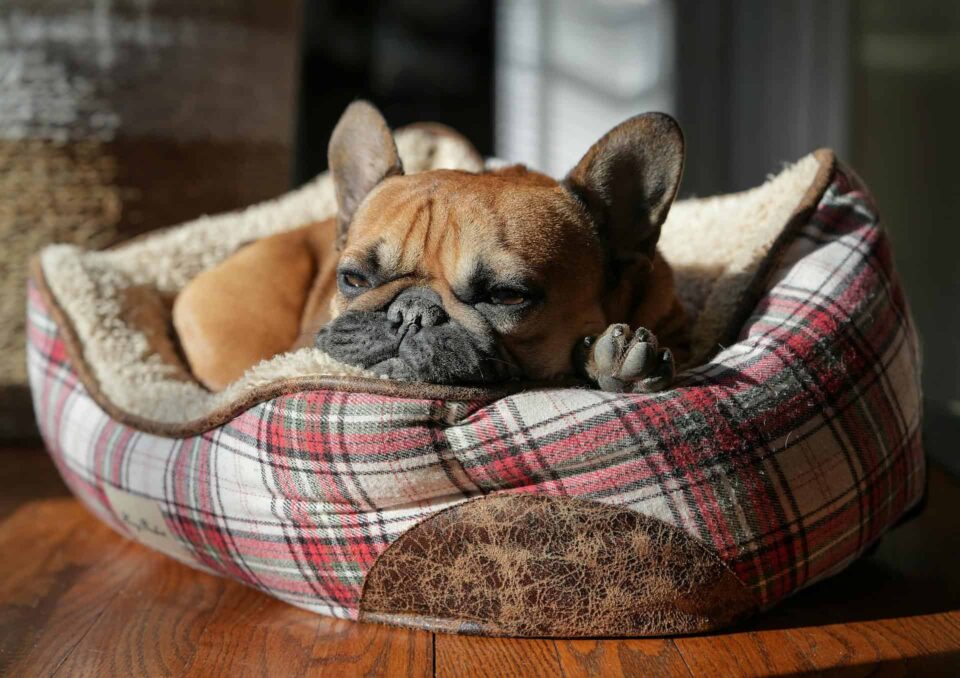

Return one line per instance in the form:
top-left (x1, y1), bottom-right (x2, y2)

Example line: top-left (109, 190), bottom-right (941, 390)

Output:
top-left (316, 101), bottom-right (684, 384)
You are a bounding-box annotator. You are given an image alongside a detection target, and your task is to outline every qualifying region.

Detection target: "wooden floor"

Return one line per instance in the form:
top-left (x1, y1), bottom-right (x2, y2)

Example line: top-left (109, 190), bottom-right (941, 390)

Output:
top-left (2, 447), bottom-right (959, 677)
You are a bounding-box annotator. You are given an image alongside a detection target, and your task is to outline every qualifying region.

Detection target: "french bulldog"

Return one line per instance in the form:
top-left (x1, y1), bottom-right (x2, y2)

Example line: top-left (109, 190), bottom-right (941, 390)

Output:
top-left (174, 101), bottom-right (688, 393)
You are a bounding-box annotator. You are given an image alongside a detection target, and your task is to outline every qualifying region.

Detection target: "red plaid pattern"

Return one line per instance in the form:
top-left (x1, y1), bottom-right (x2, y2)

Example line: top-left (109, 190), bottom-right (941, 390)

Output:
top-left (27, 166), bottom-right (924, 619)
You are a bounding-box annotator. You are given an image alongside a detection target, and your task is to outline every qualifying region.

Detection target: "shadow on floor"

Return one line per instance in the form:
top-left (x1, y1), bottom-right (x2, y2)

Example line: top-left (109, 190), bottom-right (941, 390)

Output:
top-left (784, 651), bottom-right (960, 676)
top-left (0, 448), bottom-right (70, 520)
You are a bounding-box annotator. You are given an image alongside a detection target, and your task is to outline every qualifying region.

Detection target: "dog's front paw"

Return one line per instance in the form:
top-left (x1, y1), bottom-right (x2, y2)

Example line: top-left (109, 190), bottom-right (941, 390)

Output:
top-left (581, 324), bottom-right (675, 393)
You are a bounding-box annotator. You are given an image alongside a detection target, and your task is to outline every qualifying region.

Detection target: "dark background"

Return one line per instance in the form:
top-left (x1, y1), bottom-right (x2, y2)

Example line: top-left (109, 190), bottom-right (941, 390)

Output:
top-left (295, 0), bottom-right (495, 183)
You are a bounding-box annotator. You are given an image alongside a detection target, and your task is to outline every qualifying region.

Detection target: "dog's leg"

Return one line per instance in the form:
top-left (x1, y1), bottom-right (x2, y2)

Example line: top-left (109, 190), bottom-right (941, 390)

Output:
top-left (578, 324), bottom-right (675, 393)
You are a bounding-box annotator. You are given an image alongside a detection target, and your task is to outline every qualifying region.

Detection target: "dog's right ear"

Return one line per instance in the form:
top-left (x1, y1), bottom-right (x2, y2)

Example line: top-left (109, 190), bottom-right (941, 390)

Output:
top-left (564, 113), bottom-right (684, 268)
top-left (328, 100), bottom-right (404, 248)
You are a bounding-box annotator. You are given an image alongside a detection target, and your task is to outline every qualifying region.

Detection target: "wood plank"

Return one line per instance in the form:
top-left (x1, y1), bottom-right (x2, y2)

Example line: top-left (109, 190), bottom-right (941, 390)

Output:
top-left (554, 638), bottom-right (692, 677)
top-left (780, 620), bottom-right (921, 671)
top-left (435, 635), bottom-right (561, 677)
top-left (53, 553), bottom-right (226, 677)
top-left (780, 613), bottom-right (960, 675)
top-left (898, 611), bottom-right (960, 654)
top-left (0, 499), bottom-right (145, 677)
top-left (673, 629), bottom-right (814, 677)
top-left (308, 618), bottom-right (433, 677)
top-left (180, 582), bottom-right (321, 678)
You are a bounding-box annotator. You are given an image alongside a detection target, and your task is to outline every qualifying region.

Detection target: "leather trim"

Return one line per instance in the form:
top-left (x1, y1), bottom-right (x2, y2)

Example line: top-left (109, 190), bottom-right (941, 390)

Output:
top-left (359, 494), bottom-right (757, 637)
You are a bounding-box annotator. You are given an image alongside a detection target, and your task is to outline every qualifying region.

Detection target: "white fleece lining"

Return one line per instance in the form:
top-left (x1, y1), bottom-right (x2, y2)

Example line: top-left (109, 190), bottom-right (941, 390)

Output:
top-left (660, 153), bottom-right (824, 356)
top-left (38, 134), bottom-right (825, 426)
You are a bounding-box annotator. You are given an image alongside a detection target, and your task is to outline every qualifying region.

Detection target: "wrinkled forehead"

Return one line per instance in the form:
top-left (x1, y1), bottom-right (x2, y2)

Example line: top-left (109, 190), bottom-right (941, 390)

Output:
top-left (341, 171), bottom-right (588, 283)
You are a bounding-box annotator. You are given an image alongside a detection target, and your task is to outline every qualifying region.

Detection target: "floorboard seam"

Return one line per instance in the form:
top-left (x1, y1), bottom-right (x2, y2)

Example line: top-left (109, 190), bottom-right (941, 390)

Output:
top-left (672, 639), bottom-right (696, 677)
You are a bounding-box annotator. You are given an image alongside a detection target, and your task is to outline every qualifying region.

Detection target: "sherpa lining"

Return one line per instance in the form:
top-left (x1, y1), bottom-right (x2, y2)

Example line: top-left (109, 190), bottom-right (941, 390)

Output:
top-left (662, 149), bottom-right (835, 363)
top-left (33, 125), bottom-right (835, 435)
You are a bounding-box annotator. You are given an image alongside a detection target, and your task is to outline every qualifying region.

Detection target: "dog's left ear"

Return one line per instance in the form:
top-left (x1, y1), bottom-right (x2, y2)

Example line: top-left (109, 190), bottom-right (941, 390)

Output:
top-left (329, 100), bottom-right (404, 248)
top-left (564, 113), bottom-right (684, 266)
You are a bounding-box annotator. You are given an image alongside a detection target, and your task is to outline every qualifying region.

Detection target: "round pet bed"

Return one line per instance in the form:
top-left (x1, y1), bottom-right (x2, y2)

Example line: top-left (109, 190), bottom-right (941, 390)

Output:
top-left (27, 126), bottom-right (924, 637)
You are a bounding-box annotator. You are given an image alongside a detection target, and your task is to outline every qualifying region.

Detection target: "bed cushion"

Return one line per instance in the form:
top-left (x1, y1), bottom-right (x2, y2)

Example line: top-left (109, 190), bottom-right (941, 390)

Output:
top-left (27, 136), bottom-right (924, 635)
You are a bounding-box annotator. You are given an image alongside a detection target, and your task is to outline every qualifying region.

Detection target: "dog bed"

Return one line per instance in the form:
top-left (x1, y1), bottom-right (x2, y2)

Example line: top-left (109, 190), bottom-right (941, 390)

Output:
top-left (27, 124), bottom-right (924, 637)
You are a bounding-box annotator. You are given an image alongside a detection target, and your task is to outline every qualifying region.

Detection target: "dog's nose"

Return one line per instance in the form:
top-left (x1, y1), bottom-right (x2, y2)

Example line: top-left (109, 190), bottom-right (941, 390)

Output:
top-left (386, 287), bottom-right (448, 330)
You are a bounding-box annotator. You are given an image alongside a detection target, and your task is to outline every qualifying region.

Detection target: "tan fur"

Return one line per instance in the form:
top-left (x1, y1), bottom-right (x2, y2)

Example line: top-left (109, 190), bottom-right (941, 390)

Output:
top-left (173, 219), bottom-right (339, 391)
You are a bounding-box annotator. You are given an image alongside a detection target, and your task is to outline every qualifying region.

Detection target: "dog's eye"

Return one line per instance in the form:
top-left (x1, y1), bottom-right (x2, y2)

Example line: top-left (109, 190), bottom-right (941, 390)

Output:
top-left (340, 271), bottom-right (372, 290)
top-left (489, 287), bottom-right (527, 306)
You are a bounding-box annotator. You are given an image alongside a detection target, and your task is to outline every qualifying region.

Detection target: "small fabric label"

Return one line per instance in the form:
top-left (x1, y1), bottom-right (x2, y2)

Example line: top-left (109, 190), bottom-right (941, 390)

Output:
top-left (103, 485), bottom-right (196, 564)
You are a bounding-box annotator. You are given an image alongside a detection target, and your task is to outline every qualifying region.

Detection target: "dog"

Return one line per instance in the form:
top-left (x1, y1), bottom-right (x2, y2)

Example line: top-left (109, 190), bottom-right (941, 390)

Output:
top-left (173, 101), bottom-right (688, 393)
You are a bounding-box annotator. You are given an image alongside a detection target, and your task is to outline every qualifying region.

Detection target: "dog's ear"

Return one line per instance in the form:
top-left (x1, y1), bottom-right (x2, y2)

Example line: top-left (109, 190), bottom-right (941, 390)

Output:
top-left (328, 100), bottom-right (404, 248)
top-left (564, 113), bottom-right (684, 267)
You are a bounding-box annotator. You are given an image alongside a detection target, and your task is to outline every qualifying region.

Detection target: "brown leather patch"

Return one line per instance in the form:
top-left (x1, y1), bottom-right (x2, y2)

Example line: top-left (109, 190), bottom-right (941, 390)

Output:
top-left (360, 494), bottom-right (756, 637)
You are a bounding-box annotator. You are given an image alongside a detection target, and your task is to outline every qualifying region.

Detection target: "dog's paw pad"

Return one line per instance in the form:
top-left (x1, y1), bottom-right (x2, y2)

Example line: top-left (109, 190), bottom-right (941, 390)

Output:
top-left (584, 324), bottom-right (675, 393)
top-left (591, 323), bottom-right (630, 375)
top-left (634, 347), bottom-right (675, 393)
top-left (619, 335), bottom-right (658, 380)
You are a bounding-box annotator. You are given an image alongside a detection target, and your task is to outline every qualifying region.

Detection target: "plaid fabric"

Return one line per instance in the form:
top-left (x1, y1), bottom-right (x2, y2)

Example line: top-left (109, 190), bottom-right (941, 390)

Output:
top-left (27, 166), bottom-right (924, 619)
